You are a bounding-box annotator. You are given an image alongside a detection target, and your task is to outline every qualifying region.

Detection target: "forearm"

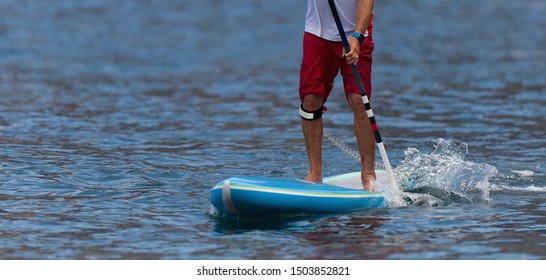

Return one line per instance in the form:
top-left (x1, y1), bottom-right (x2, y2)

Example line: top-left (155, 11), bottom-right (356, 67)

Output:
top-left (355, 0), bottom-right (374, 34)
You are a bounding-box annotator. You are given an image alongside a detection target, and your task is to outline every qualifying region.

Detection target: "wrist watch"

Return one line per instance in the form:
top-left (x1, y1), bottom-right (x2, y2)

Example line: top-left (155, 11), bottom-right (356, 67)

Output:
top-left (352, 32), bottom-right (365, 44)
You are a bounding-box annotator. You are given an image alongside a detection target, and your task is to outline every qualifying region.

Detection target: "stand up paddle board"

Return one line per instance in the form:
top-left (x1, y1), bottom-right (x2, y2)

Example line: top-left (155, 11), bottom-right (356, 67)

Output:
top-left (210, 170), bottom-right (388, 217)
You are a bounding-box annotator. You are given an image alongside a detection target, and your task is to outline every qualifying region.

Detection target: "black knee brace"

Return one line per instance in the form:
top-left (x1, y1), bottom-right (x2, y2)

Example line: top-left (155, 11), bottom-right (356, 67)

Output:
top-left (299, 104), bottom-right (323, 120)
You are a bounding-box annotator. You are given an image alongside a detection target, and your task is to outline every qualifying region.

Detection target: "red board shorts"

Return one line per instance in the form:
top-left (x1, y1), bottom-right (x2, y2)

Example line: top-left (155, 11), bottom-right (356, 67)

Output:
top-left (299, 32), bottom-right (374, 106)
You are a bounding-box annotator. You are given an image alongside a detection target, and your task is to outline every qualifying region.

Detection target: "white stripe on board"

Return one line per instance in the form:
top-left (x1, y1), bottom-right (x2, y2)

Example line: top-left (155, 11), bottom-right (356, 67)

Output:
top-left (221, 180), bottom-right (240, 215)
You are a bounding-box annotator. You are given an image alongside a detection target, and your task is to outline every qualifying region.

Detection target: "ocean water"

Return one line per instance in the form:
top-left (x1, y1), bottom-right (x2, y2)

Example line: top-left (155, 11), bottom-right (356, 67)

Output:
top-left (0, 0), bottom-right (545, 259)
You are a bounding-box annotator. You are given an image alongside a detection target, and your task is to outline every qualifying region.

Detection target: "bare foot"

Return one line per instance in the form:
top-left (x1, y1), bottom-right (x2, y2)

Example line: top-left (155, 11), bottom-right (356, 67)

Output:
top-left (362, 174), bottom-right (377, 191)
top-left (304, 172), bottom-right (322, 183)
top-left (362, 179), bottom-right (376, 191)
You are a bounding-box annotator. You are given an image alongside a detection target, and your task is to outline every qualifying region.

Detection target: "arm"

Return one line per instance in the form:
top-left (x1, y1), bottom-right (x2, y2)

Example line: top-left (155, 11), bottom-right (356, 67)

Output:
top-left (345, 0), bottom-right (374, 65)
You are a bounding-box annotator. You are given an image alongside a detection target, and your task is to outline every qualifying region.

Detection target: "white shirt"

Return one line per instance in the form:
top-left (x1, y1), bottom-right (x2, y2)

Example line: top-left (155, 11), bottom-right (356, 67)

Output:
top-left (305, 0), bottom-right (369, 41)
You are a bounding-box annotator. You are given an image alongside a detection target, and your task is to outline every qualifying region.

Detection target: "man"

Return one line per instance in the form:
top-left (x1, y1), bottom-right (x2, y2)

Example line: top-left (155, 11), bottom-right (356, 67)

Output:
top-left (299, 0), bottom-right (376, 191)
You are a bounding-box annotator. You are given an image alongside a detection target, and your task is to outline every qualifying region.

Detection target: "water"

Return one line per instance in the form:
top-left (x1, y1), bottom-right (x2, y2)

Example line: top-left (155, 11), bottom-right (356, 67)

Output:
top-left (0, 0), bottom-right (545, 259)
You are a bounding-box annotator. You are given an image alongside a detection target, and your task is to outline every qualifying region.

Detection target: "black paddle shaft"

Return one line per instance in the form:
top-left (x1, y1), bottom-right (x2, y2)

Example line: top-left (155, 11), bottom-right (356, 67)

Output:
top-left (327, 0), bottom-right (383, 144)
top-left (327, 0), bottom-right (367, 97)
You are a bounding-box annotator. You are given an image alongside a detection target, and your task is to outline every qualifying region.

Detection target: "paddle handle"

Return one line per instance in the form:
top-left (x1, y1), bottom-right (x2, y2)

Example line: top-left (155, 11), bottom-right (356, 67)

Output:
top-left (327, 0), bottom-right (398, 189)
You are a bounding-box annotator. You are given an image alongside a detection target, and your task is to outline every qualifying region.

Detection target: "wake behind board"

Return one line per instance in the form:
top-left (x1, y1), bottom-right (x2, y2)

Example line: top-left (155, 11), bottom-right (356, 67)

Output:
top-left (210, 170), bottom-right (388, 217)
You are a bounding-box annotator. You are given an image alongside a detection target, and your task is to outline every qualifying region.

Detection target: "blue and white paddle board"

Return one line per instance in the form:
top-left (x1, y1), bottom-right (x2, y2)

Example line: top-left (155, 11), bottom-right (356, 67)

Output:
top-left (210, 170), bottom-right (387, 217)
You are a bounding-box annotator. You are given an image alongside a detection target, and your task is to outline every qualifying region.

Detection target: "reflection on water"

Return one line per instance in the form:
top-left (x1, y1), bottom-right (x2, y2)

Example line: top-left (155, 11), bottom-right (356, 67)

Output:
top-left (0, 0), bottom-right (545, 259)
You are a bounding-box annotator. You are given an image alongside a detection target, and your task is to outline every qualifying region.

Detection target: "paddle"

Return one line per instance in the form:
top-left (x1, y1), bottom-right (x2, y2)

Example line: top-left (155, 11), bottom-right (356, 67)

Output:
top-left (327, 0), bottom-right (398, 189)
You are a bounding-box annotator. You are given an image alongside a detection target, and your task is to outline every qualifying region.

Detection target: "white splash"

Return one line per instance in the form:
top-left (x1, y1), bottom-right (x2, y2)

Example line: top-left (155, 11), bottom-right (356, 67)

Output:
top-left (392, 139), bottom-right (497, 205)
top-left (511, 170), bottom-right (535, 177)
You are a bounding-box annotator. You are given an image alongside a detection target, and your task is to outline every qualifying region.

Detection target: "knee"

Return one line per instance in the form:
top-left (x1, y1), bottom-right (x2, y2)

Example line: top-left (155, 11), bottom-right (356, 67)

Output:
top-left (302, 94), bottom-right (324, 111)
top-left (348, 94), bottom-right (364, 111)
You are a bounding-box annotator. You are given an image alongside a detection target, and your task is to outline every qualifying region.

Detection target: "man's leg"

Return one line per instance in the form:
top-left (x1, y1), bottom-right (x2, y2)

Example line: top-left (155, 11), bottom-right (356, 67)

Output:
top-left (348, 94), bottom-right (376, 191)
top-left (301, 94), bottom-right (325, 183)
top-left (299, 33), bottom-right (338, 183)
top-left (341, 32), bottom-right (375, 190)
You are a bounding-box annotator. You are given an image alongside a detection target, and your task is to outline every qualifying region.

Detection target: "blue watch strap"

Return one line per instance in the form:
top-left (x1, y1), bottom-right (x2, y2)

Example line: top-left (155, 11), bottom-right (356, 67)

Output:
top-left (352, 32), bottom-right (364, 44)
